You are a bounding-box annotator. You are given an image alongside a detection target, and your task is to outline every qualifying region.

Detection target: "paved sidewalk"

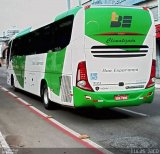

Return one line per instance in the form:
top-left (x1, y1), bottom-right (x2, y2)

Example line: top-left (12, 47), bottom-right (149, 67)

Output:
top-left (0, 88), bottom-right (102, 154)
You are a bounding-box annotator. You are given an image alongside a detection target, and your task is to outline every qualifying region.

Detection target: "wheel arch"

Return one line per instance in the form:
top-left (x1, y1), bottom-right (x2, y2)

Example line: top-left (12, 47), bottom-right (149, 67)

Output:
top-left (40, 79), bottom-right (48, 97)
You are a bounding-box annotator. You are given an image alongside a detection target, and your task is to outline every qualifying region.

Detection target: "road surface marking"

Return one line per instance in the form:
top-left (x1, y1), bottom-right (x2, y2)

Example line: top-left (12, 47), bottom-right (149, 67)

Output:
top-left (49, 118), bottom-right (112, 153)
top-left (16, 98), bottom-right (31, 106)
top-left (0, 85), bottom-right (112, 154)
top-left (7, 92), bottom-right (18, 98)
top-left (1, 87), bottom-right (8, 92)
top-left (115, 107), bottom-right (148, 117)
top-left (29, 106), bottom-right (49, 117)
top-left (0, 132), bottom-right (14, 154)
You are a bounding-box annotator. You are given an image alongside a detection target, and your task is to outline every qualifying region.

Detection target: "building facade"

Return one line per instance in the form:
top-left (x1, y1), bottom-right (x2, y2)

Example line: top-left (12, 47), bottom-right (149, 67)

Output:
top-left (0, 27), bottom-right (19, 66)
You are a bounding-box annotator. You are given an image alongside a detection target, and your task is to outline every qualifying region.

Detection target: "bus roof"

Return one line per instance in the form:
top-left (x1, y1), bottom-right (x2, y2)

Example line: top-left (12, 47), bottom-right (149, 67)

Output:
top-left (12, 5), bottom-right (148, 41)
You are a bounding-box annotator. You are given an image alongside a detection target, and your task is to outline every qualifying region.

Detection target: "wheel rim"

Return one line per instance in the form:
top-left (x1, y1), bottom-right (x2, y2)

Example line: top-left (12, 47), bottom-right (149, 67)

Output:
top-left (43, 88), bottom-right (49, 105)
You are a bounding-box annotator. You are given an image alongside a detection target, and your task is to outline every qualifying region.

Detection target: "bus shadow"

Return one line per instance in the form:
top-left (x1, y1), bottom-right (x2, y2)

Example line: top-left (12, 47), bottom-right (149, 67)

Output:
top-left (9, 88), bottom-right (138, 120)
top-left (60, 106), bottom-right (134, 120)
top-left (9, 87), bottom-right (42, 101)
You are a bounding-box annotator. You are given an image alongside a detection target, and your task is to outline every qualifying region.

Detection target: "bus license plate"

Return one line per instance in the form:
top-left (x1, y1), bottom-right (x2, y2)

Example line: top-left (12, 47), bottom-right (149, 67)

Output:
top-left (114, 95), bottom-right (128, 101)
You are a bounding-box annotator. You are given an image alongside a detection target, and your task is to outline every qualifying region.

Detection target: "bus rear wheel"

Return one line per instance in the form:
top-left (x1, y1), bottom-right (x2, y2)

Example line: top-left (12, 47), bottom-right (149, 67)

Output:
top-left (42, 84), bottom-right (52, 110)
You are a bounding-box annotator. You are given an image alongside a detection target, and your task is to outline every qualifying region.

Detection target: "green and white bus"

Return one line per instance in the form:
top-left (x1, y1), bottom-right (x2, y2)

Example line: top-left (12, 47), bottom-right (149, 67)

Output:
top-left (7, 5), bottom-right (156, 109)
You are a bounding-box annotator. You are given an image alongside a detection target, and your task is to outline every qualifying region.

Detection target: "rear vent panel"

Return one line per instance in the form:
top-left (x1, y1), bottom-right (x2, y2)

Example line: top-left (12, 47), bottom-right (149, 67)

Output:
top-left (91, 45), bottom-right (149, 58)
top-left (61, 75), bottom-right (72, 103)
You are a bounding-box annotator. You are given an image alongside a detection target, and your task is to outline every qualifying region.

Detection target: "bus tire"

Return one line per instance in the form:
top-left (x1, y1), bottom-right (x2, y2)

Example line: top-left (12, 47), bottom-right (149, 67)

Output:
top-left (42, 84), bottom-right (52, 110)
top-left (11, 75), bottom-right (17, 91)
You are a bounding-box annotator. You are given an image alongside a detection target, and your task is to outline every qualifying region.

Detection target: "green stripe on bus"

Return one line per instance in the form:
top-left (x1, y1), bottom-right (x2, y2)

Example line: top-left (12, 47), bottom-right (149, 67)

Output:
top-left (12, 56), bottom-right (26, 88)
top-left (73, 86), bottom-right (154, 108)
top-left (44, 48), bottom-right (66, 96)
top-left (55, 6), bottom-right (82, 21)
top-left (16, 27), bottom-right (32, 38)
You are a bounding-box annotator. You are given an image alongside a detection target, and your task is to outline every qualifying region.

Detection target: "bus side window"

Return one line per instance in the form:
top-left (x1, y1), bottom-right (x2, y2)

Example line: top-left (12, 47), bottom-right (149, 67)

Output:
top-left (54, 15), bottom-right (74, 51)
top-left (32, 23), bottom-right (56, 54)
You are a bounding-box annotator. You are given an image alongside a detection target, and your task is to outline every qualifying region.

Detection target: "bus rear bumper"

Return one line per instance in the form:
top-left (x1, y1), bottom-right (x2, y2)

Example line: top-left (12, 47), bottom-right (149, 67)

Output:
top-left (73, 86), bottom-right (155, 108)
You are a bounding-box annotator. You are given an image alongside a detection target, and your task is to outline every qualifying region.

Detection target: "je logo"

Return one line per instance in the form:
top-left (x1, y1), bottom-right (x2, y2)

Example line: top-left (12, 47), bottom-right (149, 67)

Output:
top-left (110, 12), bottom-right (132, 28)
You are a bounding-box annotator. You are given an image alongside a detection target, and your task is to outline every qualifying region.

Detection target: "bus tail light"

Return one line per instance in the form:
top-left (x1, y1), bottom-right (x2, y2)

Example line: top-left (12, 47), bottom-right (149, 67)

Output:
top-left (145, 60), bottom-right (156, 88)
top-left (85, 5), bottom-right (91, 10)
top-left (76, 61), bottom-right (94, 92)
top-left (143, 7), bottom-right (149, 11)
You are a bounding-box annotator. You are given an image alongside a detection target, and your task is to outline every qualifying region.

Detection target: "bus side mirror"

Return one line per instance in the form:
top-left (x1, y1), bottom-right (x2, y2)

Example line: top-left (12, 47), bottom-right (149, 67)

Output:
top-left (2, 53), bottom-right (5, 59)
top-left (2, 47), bottom-right (8, 59)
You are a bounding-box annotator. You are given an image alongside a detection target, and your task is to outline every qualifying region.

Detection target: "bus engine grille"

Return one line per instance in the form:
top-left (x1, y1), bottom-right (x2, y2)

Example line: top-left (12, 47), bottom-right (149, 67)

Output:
top-left (91, 45), bottom-right (149, 58)
top-left (61, 75), bottom-right (72, 103)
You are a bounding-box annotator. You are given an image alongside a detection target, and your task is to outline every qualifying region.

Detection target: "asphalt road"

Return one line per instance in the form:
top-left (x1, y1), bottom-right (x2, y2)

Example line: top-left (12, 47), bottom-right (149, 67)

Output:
top-left (0, 66), bottom-right (160, 154)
